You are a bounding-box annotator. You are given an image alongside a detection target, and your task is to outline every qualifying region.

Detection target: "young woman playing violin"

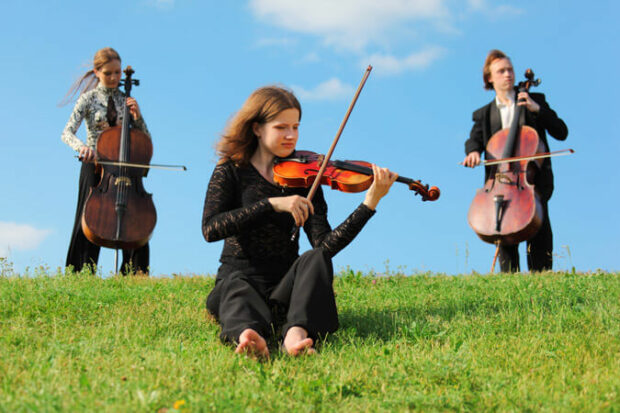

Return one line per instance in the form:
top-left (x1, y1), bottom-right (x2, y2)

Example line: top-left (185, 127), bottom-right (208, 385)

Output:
top-left (61, 47), bottom-right (151, 274)
top-left (202, 86), bottom-right (397, 358)
top-left (463, 49), bottom-right (568, 272)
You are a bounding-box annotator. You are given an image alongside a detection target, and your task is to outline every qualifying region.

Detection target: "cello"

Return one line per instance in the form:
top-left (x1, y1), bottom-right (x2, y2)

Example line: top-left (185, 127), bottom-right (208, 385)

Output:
top-left (81, 66), bottom-right (157, 252)
top-left (467, 69), bottom-right (545, 252)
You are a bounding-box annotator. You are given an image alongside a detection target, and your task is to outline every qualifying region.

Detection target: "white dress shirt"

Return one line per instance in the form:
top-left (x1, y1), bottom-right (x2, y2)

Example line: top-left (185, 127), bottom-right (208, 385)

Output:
top-left (495, 90), bottom-right (516, 129)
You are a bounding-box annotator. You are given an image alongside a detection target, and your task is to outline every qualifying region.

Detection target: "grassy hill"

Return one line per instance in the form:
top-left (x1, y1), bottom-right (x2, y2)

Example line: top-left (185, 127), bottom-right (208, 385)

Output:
top-left (1, 265), bottom-right (618, 412)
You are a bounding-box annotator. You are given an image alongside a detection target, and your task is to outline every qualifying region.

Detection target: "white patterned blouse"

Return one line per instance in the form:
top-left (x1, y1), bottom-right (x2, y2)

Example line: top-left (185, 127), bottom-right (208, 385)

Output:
top-left (61, 84), bottom-right (150, 152)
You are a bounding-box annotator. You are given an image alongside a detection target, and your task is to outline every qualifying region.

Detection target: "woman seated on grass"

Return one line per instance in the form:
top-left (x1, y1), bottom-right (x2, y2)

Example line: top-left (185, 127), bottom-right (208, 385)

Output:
top-left (202, 86), bottom-right (397, 358)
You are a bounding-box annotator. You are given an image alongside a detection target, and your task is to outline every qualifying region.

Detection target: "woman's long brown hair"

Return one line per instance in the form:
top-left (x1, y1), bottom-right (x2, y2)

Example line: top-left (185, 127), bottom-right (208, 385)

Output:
top-left (216, 86), bottom-right (301, 165)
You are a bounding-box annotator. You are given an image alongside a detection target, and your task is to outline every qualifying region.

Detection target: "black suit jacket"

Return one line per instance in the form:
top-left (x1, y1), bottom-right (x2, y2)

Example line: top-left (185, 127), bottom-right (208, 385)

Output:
top-left (464, 92), bottom-right (568, 200)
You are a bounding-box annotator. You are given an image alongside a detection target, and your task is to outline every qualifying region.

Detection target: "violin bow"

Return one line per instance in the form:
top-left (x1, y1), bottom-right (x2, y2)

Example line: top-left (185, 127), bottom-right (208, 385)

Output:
top-left (460, 149), bottom-right (574, 167)
top-left (291, 65), bottom-right (373, 240)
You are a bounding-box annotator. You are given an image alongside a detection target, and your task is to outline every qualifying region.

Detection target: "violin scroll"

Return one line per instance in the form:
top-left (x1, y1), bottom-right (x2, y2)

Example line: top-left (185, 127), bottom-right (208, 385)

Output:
top-left (408, 181), bottom-right (440, 201)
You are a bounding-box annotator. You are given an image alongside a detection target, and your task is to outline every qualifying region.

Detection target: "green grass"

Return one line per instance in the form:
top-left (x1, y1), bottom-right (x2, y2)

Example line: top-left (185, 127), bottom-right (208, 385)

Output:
top-left (1, 266), bottom-right (619, 412)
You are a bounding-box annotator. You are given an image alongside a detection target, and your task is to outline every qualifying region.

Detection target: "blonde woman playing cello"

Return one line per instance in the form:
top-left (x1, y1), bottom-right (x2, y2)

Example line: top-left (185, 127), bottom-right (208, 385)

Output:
top-left (61, 47), bottom-right (151, 274)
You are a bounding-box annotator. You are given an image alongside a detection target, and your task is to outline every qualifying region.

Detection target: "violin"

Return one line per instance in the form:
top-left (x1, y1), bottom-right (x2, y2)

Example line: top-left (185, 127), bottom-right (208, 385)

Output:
top-left (81, 66), bottom-right (157, 250)
top-left (285, 65), bottom-right (439, 241)
top-left (274, 150), bottom-right (440, 201)
top-left (467, 69), bottom-right (543, 247)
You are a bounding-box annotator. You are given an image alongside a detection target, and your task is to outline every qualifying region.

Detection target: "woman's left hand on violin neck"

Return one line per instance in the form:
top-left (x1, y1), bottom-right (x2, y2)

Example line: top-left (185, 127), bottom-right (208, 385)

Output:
top-left (363, 164), bottom-right (398, 211)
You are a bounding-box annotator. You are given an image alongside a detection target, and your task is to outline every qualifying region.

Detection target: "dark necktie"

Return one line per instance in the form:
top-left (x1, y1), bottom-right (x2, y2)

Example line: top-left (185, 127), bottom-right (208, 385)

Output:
top-left (106, 95), bottom-right (117, 127)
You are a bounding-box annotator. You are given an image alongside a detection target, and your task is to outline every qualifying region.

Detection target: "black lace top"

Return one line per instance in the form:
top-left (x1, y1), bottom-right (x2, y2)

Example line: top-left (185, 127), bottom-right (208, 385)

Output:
top-left (202, 159), bottom-right (375, 276)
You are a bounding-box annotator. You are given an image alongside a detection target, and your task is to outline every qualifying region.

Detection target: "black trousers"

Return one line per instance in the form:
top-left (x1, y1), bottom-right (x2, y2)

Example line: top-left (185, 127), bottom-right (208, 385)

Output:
top-left (66, 162), bottom-right (149, 274)
top-left (498, 199), bottom-right (552, 272)
top-left (206, 248), bottom-right (338, 344)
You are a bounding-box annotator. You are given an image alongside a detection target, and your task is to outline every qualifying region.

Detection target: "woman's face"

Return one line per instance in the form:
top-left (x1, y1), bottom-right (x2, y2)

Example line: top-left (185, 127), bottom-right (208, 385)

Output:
top-left (253, 108), bottom-right (300, 158)
top-left (94, 59), bottom-right (122, 88)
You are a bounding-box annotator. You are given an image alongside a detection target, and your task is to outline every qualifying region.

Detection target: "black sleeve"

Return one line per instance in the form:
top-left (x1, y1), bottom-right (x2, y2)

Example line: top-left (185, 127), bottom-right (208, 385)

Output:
top-left (533, 94), bottom-right (568, 141)
top-left (304, 186), bottom-right (376, 258)
top-left (202, 163), bottom-right (273, 242)
top-left (465, 108), bottom-right (485, 155)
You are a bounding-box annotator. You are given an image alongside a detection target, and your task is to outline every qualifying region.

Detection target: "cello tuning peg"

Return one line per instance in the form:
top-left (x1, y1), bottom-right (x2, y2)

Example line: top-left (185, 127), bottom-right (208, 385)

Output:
top-left (524, 68), bottom-right (535, 80)
top-left (520, 69), bottom-right (541, 90)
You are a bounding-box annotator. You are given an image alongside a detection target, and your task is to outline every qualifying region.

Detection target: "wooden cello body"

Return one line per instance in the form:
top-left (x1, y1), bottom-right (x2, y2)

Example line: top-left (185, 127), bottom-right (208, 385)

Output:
top-left (467, 69), bottom-right (544, 246)
top-left (81, 66), bottom-right (157, 250)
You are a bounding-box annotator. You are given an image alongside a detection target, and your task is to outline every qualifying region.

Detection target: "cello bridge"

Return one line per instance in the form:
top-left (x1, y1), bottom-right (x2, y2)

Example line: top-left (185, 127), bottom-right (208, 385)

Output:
top-left (114, 176), bottom-right (132, 187)
top-left (495, 172), bottom-right (515, 185)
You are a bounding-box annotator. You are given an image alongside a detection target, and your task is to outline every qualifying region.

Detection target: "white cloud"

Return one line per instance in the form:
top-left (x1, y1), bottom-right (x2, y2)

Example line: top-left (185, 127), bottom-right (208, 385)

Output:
top-left (467, 0), bottom-right (523, 18)
top-left (364, 46), bottom-right (446, 76)
top-left (249, 0), bottom-right (449, 51)
top-left (490, 5), bottom-right (524, 17)
top-left (292, 78), bottom-right (355, 101)
top-left (300, 52), bottom-right (321, 63)
top-left (0, 222), bottom-right (52, 257)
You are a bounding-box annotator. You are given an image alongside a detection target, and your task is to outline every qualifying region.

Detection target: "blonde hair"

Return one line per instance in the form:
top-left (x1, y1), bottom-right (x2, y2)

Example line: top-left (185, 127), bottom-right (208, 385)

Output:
top-left (216, 86), bottom-right (301, 165)
top-left (60, 47), bottom-right (121, 105)
top-left (482, 49), bottom-right (509, 90)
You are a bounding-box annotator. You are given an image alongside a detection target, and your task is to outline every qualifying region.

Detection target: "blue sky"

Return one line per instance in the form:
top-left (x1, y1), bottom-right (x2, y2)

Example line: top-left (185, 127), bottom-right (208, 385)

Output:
top-left (1, 0), bottom-right (618, 276)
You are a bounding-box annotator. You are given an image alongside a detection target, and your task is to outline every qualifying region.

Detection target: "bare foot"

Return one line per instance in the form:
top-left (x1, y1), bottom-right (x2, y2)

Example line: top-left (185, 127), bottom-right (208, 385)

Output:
top-left (283, 326), bottom-right (316, 356)
top-left (235, 329), bottom-right (270, 359)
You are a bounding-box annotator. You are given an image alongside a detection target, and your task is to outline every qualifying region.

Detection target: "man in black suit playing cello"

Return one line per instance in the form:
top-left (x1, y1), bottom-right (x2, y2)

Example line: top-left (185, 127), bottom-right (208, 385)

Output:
top-left (463, 49), bottom-right (568, 272)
